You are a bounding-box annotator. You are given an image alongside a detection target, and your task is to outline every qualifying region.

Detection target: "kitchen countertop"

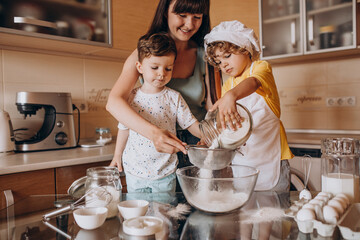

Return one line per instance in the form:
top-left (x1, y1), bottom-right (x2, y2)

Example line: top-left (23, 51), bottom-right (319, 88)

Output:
top-left (0, 142), bottom-right (115, 175)
top-left (286, 129), bottom-right (360, 149)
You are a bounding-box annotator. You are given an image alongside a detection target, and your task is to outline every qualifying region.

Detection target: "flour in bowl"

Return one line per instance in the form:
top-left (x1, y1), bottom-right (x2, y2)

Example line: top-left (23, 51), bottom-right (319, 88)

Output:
top-left (189, 187), bottom-right (249, 213)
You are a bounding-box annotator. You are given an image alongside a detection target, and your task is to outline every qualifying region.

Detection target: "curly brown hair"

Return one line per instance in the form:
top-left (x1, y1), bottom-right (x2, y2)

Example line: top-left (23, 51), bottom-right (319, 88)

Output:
top-left (137, 32), bottom-right (177, 62)
top-left (205, 41), bottom-right (250, 67)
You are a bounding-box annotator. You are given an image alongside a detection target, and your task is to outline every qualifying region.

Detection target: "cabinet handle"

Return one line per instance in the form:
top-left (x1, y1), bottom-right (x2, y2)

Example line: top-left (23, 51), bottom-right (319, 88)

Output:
top-left (14, 17), bottom-right (57, 29)
top-left (291, 20), bottom-right (296, 48)
top-left (308, 16), bottom-right (314, 46)
top-left (3, 190), bottom-right (14, 207)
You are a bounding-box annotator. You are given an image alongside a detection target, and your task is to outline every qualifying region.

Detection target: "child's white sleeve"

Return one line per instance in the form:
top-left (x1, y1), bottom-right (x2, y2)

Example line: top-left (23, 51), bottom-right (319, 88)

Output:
top-left (176, 94), bottom-right (197, 130)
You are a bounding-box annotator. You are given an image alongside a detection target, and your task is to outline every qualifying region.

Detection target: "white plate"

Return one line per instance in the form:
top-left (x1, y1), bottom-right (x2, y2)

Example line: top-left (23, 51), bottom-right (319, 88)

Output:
top-left (123, 216), bottom-right (163, 236)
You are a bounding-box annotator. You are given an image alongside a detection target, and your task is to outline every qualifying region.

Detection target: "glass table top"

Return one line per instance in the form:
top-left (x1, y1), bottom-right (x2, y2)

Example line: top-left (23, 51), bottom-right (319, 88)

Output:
top-left (0, 191), bottom-right (343, 239)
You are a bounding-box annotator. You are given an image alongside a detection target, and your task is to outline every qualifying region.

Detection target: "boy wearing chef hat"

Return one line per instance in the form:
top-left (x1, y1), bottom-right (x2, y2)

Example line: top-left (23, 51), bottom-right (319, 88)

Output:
top-left (204, 20), bottom-right (293, 191)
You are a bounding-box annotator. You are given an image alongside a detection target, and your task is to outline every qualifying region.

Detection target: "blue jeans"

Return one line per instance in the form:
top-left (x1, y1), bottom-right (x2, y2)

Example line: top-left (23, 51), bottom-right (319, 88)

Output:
top-left (126, 172), bottom-right (176, 193)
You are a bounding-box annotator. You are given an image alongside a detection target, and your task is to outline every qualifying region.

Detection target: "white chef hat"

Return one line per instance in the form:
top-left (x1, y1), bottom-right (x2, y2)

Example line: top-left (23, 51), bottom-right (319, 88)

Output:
top-left (204, 20), bottom-right (261, 61)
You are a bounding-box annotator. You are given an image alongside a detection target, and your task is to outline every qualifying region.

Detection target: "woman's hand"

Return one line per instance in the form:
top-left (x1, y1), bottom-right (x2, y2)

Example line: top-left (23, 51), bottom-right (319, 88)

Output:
top-left (210, 91), bottom-right (243, 130)
top-left (151, 128), bottom-right (187, 154)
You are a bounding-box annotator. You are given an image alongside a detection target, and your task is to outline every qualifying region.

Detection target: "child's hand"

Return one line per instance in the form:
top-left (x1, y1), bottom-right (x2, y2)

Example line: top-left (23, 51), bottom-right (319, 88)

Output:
top-left (210, 92), bottom-right (243, 130)
top-left (110, 156), bottom-right (123, 172)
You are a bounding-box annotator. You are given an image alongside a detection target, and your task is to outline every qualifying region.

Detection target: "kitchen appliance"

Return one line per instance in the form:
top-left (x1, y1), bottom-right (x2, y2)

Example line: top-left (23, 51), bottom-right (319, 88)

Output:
top-left (15, 92), bottom-right (77, 152)
top-left (321, 138), bottom-right (360, 203)
top-left (0, 110), bottom-right (15, 152)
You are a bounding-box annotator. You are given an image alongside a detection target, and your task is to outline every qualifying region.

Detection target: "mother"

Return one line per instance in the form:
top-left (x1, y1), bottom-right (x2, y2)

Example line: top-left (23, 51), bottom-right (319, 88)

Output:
top-left (106, 0), bottom-right (219, 155)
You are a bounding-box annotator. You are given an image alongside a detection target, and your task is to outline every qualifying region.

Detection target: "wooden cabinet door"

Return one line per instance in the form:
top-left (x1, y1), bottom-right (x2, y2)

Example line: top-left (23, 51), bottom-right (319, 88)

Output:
top-left (111, 0), bottom-right (159, 52)
top-left (0, 169), bottom-right (55, 213)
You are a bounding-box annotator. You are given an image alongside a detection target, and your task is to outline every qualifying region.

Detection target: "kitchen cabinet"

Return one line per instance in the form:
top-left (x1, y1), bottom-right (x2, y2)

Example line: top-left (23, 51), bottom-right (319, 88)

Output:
top-left (0, 0), bottom-right (158, 61)
top-left (259, 0), bottom-right (357, 60)
top-left (0, 0), bottom-right (111, 44)
top-left (0, 168), bottom-right (55, 214)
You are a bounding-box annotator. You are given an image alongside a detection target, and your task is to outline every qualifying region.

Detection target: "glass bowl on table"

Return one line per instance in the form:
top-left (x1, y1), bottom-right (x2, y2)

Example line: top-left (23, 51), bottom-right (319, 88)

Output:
top-left (176, 165), bottom-right (259, 214)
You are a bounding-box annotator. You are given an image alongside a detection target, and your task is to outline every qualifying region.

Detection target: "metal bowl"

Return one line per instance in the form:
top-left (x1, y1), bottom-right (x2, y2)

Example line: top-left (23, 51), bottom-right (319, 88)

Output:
top-left (186, 145), bottom-right (236, 170)
top-left (176, 165), bottom-right (259, 213)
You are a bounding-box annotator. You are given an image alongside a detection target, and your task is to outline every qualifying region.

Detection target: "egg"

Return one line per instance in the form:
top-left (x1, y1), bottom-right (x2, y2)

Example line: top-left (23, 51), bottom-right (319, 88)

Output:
top-left (315, 195), bottom-right (329, 203)
top-left (302, 203), bottom-right (315, 210)
top-left (290, 205), bottom-right (301, 212)
top-left (309, 199), bottom-right (325, 208)
top-left (335, 193), bottom-right (350, 205)
top-left (332, 197), bottom-right (348, 209)
top-left (296, 208), bottom-right (316, 221)
top-left (323, 205), bottom-right (339, 224)
top-left (317, 192), bottom-right (333, 198)
top-left (327, 199), bottom-right (345, 214)
top-left (302, 203), bottom-right (323, 221)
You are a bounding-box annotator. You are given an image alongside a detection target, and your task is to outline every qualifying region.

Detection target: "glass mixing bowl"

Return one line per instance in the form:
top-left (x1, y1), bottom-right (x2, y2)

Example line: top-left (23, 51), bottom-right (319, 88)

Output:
top-left (186, 145), bottom-right (236, 170)
top-left (176, 165), bottom-right (259, 213)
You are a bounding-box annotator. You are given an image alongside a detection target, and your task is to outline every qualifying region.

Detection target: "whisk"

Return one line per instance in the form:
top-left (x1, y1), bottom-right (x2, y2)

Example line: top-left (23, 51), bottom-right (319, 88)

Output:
top-left (43, 186), bottom-right (112, 221)
top-left (299, 155), bottom-right (312, 200)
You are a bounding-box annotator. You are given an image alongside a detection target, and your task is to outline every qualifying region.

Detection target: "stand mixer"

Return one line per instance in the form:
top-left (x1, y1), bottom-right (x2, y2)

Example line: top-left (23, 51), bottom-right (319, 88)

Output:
top-left (14, 92), bottom-right (77, 152)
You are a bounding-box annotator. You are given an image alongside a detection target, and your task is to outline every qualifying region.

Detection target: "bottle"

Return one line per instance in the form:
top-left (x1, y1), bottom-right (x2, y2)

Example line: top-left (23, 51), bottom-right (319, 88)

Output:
top-left (199, 103), bottom-right (253, 150)
top-left (95, 127), bottom-right (112, 145)
top-left (319, 25), bottom-right (336, 49)
top-left (321, 138), bottom-right (360, 203)
top-left (85, 166), bottom-right (122, 218)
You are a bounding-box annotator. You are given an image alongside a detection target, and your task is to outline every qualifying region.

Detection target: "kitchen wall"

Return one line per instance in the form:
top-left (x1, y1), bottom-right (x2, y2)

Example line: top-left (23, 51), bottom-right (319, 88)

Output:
top-left (0, 49), bottom-right (124, 139)
top-left (2, 48), bottom-right (359, 140)
top-left (273, 55), bottom-right (360, 130)
top-left (1, 0), bottom-right (359, 139)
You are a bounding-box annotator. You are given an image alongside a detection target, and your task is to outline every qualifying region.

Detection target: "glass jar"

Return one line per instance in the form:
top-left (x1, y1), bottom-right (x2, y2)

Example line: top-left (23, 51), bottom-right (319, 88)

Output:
top-left (95, 127), bottom-right (112, 145)
top-left (85, 166), bottom-right (122, 218)
top-left (321, 138), bottom-right (360, 203)
top-left (199, 103), bottom-right (253, 149)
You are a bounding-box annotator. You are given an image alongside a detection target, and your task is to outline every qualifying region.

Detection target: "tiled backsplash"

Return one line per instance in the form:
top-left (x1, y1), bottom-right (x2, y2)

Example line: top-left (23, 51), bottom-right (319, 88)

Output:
top-left (273, 56), bottom-right (360, 130)
top-left (1, 49), bottom-right (360, 140)
top-left (0, 49), bottom-right (123, 139)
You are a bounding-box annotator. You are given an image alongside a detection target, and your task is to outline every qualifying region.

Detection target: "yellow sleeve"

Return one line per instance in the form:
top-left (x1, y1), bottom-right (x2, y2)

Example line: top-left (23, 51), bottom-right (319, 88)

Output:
top-left (251, 61), bottom-right (281, 118)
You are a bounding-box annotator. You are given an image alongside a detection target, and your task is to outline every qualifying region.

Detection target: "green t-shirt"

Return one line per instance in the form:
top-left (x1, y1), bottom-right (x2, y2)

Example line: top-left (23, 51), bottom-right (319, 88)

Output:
top-left (166, 47), bottom-right (207, 122)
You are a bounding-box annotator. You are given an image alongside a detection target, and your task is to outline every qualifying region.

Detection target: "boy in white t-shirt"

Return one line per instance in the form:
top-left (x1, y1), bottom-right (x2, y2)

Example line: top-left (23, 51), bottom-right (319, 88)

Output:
top-left (110, 32), bottom-right (201, 193)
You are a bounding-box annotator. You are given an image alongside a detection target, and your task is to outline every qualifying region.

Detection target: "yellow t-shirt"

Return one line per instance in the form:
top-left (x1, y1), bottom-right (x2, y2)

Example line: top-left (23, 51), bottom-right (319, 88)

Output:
top-left (222, 60), bottom-right (294, 160)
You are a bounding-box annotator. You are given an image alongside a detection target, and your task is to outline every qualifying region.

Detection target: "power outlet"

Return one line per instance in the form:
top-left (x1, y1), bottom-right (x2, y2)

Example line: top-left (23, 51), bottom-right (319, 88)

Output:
top-left (73, 100), bottom-right (88, 113)
top-left (345, 96), bottom-right (356, 106)
top-left (326, 96), bottom-right (356, 107)
top-left (326, 97), bottom-right (336, 107)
